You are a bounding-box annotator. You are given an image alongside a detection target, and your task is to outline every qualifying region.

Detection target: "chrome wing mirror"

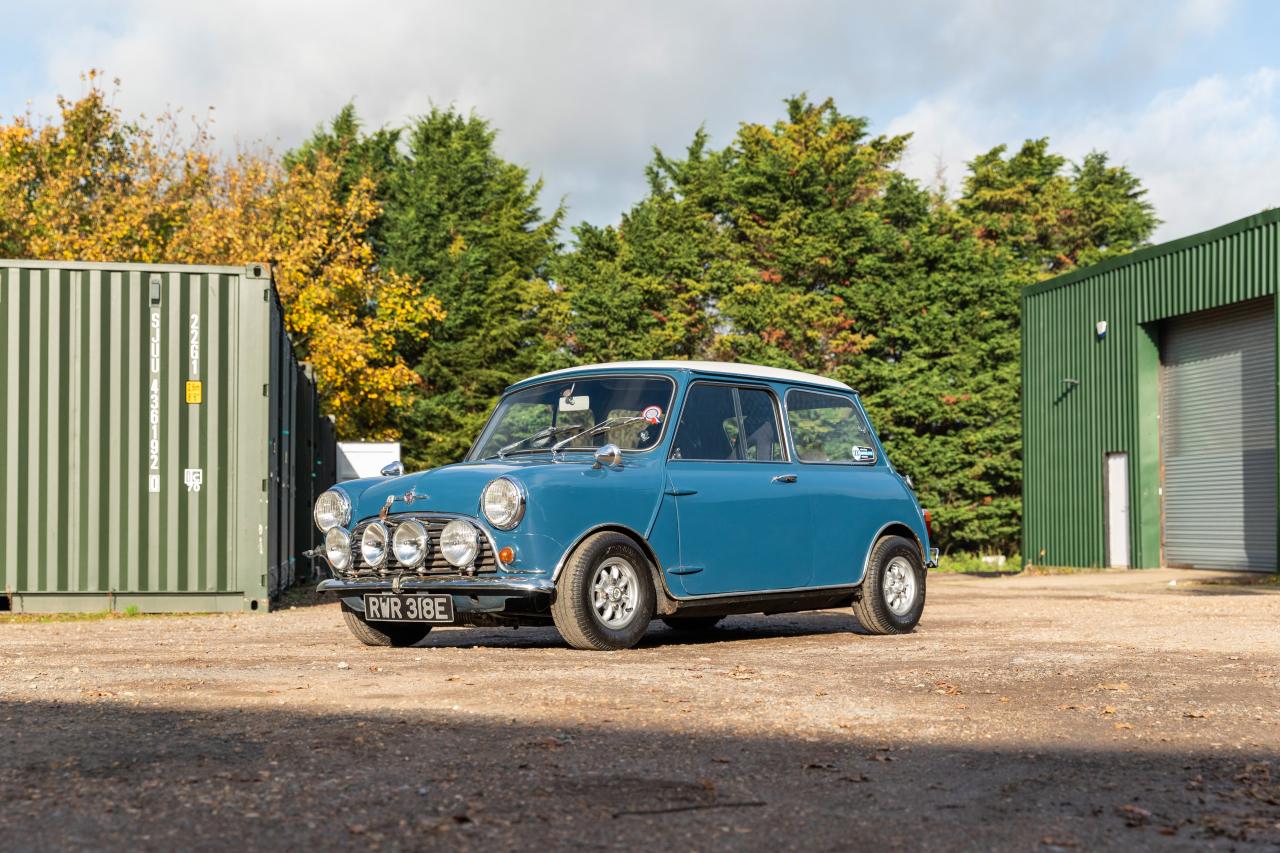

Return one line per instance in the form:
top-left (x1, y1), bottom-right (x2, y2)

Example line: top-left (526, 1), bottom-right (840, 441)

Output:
top-left (593, 444), bottom-right (623, 469)
top-left (380, 460), bottom-right (405, 477)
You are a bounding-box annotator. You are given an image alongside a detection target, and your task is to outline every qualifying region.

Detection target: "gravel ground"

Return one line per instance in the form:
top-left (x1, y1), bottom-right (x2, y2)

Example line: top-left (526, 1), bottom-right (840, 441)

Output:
top-left (2, 568), bottom-right (1279, 851)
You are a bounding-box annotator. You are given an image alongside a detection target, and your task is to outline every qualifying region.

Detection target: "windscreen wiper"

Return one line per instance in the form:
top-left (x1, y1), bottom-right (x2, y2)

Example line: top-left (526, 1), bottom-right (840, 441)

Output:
top-left (497, 424), bottom-right (580, 458)
top-left (551, 415), bottom-right (647, 452)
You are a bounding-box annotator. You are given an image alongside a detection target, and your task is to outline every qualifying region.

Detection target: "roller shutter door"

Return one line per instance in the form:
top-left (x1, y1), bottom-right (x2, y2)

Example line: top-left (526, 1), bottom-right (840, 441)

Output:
top-left (1161, 298), bottom-right (1275, 571)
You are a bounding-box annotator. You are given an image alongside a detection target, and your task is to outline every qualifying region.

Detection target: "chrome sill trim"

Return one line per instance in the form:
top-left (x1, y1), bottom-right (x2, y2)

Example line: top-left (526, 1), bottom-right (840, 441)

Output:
top-left (318, 576), bottom-right (553, 595)
top-left (669, 582), bottom-right (859, 601)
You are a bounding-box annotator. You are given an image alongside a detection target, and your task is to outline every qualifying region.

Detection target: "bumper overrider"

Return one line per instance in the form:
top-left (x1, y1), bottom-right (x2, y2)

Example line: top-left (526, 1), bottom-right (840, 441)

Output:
top-left (317, 575), bottom-right (555, 622)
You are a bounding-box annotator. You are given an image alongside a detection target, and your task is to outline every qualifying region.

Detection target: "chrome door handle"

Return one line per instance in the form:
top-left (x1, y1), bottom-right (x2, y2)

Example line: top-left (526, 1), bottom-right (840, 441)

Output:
top-left (771, 474), bottom-right (797, 483)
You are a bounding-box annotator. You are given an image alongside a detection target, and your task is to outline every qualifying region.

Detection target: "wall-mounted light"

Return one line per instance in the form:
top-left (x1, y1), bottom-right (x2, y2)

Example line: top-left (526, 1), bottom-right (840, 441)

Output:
top-left (1062, 378), bottom-right (1080, 386)
top-left (1096, 320), bottom-right (1108, 340)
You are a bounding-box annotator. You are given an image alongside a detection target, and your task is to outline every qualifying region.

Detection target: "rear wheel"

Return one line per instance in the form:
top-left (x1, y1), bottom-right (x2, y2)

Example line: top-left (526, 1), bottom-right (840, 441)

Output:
top-left (662, 615), bottom-right (723, 633)
top-left (852, 535), bottom-right (926, 635)
top-left (341, 604), bottom-right (433, 647)
top-left (552, 532), bottom-right (656, 651)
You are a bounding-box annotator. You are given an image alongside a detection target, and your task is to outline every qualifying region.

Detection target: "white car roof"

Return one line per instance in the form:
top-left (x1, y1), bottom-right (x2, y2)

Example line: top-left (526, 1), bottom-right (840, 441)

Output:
top-left (519, 360), bottom-right (853, 392)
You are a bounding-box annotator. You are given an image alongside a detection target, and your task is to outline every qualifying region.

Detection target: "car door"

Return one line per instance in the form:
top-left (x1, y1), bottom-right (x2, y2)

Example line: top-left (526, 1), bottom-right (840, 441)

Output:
top-left (784, 388), bottom-right (901, 587)
top-left (662, 382), bottom-right (812, 595)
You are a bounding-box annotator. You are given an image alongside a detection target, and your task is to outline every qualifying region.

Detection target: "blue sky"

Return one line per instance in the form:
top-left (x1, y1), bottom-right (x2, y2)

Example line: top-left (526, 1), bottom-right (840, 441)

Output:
top-left (3, 0), bottom-right (1279, 240)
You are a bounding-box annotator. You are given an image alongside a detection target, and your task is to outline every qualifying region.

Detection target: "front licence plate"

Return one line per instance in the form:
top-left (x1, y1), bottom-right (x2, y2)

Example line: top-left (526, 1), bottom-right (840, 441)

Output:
top-left (363, 593), bottom-right (454, 623)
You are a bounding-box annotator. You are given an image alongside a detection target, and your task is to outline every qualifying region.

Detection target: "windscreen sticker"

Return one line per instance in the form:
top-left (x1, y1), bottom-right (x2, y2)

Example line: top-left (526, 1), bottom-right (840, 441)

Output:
top-left (642, 405), bottom-right (663, 424)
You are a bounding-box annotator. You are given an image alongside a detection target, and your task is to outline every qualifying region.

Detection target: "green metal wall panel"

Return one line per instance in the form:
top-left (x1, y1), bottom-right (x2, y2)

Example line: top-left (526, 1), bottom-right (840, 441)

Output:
top-left (1023, 210), bottom-right (1280, 569)
top-left (0, 260), bottom-right (335, 611)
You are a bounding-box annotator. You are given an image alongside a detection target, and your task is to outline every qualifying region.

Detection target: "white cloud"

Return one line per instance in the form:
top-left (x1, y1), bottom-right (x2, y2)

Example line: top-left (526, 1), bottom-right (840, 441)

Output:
top-left (1174, 0), bottom-right (1236, 34)
top-left (887, 67), bottom-right (1280, 241)
top-left (14, 0), bottom-right (1267, 235)
top-left (885, 95), bottom-right (1013, 194)
top-left (1056, 68), bottom-right (1280, 240)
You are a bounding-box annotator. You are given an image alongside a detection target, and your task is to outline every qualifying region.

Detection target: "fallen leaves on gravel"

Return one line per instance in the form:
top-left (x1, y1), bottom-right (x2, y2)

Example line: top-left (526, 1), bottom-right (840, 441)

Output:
top-left (934, 681), bottom-right (962, 696)
top-left (1117, 803), bottom-right (1152, 826)
top-left (1184, 710), bottom-right (1213, 718)
top-left (1097, 683), bottom-right (1129, 691)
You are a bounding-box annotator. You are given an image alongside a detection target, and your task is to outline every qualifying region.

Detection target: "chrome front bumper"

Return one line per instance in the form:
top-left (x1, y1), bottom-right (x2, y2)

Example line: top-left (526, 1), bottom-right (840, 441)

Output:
top-left (317, 575), bottom-right (554, 596)
top-left (926, 548), bottom-right (940, 568)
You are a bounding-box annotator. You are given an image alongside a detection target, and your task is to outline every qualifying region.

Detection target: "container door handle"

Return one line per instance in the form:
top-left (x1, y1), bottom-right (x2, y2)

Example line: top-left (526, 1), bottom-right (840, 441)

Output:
top-left (771, 474), bottom-right (797, 484)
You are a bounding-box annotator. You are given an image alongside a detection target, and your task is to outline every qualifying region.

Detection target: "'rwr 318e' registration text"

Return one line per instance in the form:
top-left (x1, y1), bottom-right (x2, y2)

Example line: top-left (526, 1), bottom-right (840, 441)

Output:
top-left (363, 594), bottom-right (454, 623)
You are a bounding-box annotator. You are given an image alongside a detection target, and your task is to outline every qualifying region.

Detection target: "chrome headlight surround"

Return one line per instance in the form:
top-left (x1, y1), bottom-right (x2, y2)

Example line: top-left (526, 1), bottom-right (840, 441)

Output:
top-left (361, 521), bottom-right (389, 569)
top-left (439, 518), bottom-right (481, 568)
top-left (323, 527), bottom-right (352, 572)
top-left (392, 519), bottom-right (430, 568)
top-left (313, 489), bottom-right (351, 532)
top-left (481, 477), bottom-right (526, 530)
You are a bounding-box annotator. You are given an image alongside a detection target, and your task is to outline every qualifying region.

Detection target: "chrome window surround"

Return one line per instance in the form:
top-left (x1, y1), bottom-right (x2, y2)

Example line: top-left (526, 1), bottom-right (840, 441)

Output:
top-left (782, 387), bottom-right (879, 466)
top-left (667, 380), bottom-right (791, 464)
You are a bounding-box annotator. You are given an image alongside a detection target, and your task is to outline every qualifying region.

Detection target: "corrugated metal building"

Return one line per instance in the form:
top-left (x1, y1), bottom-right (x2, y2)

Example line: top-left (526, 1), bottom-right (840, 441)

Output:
top-left (0, 260), bottom-right (337, 612)
top-left (1023, 209), bottom-right (1280, 572)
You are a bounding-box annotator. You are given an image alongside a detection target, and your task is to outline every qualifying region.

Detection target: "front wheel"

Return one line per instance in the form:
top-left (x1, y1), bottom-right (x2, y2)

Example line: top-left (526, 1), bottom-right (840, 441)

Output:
top-left (551, 532), bottom-right (656, 651)
top-left (341, 604), bottom-right (433, 647)
top-left (852, 535), bottom-right (926, 634)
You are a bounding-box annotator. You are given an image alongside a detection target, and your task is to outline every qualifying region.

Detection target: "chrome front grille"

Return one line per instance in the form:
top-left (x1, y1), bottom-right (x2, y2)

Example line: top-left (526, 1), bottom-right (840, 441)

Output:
top-left (344, 514), bottom-right (498, 578)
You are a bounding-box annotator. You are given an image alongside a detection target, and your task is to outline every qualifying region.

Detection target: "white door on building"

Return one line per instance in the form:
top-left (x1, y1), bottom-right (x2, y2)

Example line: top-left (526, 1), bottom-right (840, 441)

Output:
top-left (1105, 452), bottom-right (1130, 569)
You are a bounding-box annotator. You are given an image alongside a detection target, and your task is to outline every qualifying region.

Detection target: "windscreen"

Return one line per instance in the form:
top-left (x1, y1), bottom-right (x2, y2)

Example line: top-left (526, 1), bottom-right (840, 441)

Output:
top-left (470, 376), bottom-right (675, 459)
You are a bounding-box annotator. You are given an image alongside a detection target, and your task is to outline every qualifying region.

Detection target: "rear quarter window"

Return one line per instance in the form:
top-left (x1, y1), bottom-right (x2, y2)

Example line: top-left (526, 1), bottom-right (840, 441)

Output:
top-left (785, 389), bottom-right (875, 464)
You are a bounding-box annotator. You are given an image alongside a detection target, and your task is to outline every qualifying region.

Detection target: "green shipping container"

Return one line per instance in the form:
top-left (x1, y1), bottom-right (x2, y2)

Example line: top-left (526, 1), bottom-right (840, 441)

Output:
top-left (1022, 209), bottom-right (1280, 573)
top-left (0, 260), bottom-right (337, 612)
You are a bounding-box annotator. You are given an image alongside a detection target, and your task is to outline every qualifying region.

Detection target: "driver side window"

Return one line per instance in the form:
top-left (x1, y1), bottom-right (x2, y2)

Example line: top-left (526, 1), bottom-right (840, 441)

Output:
top-left (671, 383), bottom-right (784, 461)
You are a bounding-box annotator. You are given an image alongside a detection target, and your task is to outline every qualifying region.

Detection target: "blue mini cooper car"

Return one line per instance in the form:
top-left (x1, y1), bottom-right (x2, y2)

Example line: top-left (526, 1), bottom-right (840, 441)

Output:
top-left (314, 361), bottom-right (937, 650)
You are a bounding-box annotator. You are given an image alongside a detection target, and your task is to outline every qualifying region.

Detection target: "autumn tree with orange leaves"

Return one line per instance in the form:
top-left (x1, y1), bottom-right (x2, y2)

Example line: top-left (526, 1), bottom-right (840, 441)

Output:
top-left (0, 72), bottom-right (443, 438)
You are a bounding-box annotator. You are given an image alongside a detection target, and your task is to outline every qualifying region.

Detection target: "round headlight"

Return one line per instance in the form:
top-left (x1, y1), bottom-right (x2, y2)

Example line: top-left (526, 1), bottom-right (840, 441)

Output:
top-left (313, 489), bottom-right (351, 532)
top-left (481, 477), bottom-right (526, 530)
top-left (439, 519), bottom-right (480, 567)
top-left (361, 521), bottom-right (388, 568)
top-left (324, 527), bottom-right (352, 572)
top-left (392, 519), bottom-right (429, 568)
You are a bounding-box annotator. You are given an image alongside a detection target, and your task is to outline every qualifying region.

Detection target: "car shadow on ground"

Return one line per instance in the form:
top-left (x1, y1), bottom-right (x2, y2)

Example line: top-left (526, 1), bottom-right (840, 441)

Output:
top-left (273, 581), bottom-right (338, 610)
top-left (3, 699), bottom-right (1275, 850)
top-left (413, 613), bottom-right (873, 650)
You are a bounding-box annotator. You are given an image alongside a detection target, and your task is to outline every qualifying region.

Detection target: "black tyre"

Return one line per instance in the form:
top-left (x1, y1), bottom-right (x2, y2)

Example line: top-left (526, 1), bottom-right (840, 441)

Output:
top-left (341, 604), bottom-right (433, 647)
top-left (661, 615), bottom-right (723, 633)
top-left (551, 532), bottom-right (656, 651)
top-left (852, 535), bottom-right (926, 635)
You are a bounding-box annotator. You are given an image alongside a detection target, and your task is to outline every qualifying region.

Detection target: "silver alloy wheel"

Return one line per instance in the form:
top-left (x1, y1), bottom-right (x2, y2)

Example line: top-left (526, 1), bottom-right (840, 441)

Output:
top-left (591, 556), bottom-right (640, 629)
top-left (883, 556), bottom-right (917, 616)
